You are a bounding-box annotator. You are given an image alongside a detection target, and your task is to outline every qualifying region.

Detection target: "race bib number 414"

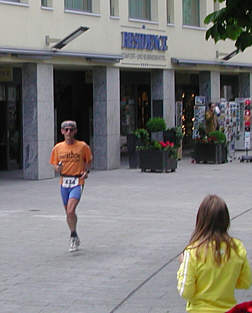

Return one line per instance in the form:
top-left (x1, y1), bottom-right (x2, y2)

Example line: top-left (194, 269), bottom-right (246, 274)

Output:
top-left (62, 177), bottom-right (79, 188)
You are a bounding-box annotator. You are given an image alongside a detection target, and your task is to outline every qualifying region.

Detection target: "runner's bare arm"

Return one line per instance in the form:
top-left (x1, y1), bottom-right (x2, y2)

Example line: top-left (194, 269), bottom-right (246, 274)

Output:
top-left (52, 161), bottom-right (62, 173)
top-left (80, 161), bottom-right (91, 179)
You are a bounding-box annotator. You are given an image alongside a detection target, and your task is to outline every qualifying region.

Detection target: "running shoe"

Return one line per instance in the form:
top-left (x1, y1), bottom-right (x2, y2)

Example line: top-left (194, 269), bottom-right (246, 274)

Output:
top-left (69, 236), bottom-right (80, 252)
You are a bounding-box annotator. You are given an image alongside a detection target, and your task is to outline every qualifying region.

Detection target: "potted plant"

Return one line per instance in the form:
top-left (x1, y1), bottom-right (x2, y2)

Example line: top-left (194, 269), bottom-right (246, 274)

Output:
top-left (127, 128), bottom-right (149, 168)
top-left (193, 130), bottom-right (227, 164)
top-left (138, 139), bottom-right (178, 172)
top-left (164, 126), bottom-right (183, 159)
top-left (146, 117), bottom-right (166, 142)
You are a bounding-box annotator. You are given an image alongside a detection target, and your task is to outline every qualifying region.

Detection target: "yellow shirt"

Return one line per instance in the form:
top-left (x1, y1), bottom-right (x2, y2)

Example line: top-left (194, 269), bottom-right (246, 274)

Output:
top-left (50, 140), bottom-right (92, 185)
top-left (177, 239), bottom-right (252, 313)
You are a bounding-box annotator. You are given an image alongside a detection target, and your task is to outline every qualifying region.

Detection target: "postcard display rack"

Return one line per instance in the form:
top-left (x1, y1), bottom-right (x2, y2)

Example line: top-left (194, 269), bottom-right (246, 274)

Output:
top-left (192, 96), bottom-right (206, 139)
top-left (218, 98), bottom-right (252, 161)
top-left (192, 97), bottom-right (252, 161)
top-left (218, 99), bottom-right (239, 161)
top-left (237, 98), bottom-right (252, 162)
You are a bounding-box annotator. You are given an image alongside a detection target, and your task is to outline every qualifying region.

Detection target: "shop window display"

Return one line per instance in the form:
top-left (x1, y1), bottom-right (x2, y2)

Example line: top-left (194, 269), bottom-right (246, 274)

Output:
top-left (120, 87), bottom-right (150, 137)
top-left (181, 92), bottom-right (197, 148)
top-left (120, 86), bottom-right (150, 156)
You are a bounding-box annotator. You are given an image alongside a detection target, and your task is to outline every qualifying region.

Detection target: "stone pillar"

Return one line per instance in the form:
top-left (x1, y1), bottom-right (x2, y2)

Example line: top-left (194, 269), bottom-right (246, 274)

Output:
top-left (93, 67), bottom-right (120, 170)
top-left (199, 71), bottom-right (220, 103)
top-left (151, 69), bottom-right (175, 128)
top-left (22, 63), bottom-right (54, 180)
top-left (239, 73), bottom-right (250, 98)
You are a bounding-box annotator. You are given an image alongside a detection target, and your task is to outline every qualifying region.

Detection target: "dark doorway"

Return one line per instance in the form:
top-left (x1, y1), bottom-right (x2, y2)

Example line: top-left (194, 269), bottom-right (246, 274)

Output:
top-left (54, 70), bottom-right (92, 145)
top-left (0, 82), bottom-right (22, 170)
top-left (220, 75), bottom-right (239, 101)
top-left (120, 71), bottom-right (151, 136)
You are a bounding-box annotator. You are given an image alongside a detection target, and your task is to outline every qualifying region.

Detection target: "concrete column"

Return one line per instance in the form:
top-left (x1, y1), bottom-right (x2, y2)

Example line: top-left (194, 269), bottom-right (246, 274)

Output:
top-left (151, 69), bottom-right (175, 128)
top-left (22, 63), bottom-right (54, 180)
top-left (199, 71), bottom-right (220, 103)
top-left (239, 73), bottom-right (250, 98)
top-left (93, 67), bottom-right (120, 170)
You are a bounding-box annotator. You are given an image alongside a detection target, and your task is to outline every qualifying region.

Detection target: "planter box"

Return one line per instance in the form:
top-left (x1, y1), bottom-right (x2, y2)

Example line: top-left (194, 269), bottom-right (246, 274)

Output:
top-left (139, 150), bottom-right (177, 172)
top-left (127, 134), bottom-right (144, 168)
top-left (194, 143), bottom-right (227, 164)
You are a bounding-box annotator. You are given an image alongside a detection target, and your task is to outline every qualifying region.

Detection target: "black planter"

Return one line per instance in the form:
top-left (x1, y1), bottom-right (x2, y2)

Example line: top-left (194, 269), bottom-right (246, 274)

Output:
top-left (127, 134), bottom-right (140, 168)
top-left (139, 150), bottom-right (177, 172)
top-left (194, 143), bottom-right (227, 164)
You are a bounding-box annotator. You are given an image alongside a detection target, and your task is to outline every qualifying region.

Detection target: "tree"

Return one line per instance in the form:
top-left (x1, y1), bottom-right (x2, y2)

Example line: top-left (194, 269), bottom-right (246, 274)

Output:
top-left (204, 0), bottom-right (252, 53)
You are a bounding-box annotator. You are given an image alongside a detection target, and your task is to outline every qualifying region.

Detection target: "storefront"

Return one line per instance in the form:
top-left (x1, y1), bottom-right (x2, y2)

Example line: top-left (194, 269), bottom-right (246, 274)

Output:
top-left (173, 67), bottom-right (252, 151)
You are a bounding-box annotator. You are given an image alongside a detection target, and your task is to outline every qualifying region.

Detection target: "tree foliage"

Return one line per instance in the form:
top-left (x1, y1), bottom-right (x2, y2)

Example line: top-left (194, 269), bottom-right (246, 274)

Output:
top-left (205, 0), bottom-right (252, 52)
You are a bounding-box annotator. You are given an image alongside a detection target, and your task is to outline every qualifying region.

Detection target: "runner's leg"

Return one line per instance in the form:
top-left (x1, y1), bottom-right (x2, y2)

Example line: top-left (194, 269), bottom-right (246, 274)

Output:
top-left (66, 185), bottom-right (83, 234)
top-left (66, 198), bottom-right (79, 233)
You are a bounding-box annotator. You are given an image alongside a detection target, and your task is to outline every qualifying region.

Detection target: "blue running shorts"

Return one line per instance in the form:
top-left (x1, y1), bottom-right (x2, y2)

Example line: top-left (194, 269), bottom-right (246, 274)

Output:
top-left (60, 185), bottom-right (84, 207)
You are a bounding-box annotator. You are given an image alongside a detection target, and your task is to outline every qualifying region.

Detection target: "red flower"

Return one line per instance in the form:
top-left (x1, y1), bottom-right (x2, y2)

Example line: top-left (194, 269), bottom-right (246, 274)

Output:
top-left (158, 141), bottom-right (175, 150)
top-left (226, 301), bottom-right (252, 313)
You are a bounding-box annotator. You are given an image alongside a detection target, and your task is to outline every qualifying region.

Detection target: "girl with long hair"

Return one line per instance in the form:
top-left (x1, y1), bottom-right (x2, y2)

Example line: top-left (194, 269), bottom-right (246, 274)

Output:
top-left (177, 195), bottom-right (252, 313)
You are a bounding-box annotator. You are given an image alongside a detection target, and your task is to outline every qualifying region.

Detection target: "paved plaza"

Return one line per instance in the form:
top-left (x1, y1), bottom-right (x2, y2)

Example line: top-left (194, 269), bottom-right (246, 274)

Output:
top-left (0, 156), bottom-right (252, 313)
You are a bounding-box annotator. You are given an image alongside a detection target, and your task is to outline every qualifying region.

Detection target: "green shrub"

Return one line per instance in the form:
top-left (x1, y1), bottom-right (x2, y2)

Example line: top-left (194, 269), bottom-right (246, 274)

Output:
top-left (165, 127), bottom-right (183, 148)
top-left (146, 117), bottom-right (166, 132)
top-left (208, 130), bottom-right (226, 144)
top-left (133, 128), bottom-right (149, 144)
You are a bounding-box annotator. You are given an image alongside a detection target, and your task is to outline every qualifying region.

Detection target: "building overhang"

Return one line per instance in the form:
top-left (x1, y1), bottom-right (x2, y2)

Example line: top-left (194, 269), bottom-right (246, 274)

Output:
top-left (171, 57), bottom-right (252, 69)
top-left (0, 47), bottom-right (123, 63)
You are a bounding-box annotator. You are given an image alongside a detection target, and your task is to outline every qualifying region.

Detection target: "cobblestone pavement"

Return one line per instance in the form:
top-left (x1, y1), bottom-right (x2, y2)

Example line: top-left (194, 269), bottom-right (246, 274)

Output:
top-left (0, 156), bottom-right (252, 313)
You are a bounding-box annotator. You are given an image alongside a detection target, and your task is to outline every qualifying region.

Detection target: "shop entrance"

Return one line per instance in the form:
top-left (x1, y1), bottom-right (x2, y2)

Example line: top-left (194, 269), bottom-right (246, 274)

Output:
top-left (54, 70), bottom-right (92, 145)
top-left (0, 83), bottom-right (22, 170)
top-left (175, 73), bottom-right (199, 150)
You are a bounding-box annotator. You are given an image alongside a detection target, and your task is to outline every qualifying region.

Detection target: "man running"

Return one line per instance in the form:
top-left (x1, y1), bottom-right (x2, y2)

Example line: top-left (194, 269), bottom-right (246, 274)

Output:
top-left (50, 120), bottom-right (92, 252)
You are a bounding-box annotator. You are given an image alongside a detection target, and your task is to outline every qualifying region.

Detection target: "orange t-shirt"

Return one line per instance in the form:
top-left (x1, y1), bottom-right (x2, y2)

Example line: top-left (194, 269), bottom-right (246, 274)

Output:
top-left (50, 140), bottom-right (92, 185)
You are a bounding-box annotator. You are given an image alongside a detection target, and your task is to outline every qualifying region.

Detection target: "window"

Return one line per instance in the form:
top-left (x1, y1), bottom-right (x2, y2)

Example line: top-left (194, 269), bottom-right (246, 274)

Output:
top-left (41, 0), bottom-right (52, 7)
top-left (167, 0), bottom-right (174, 24)
top-left (0, 0), bottom-right (29, 4)
top-left (65, 0), bottom-right (92, 12)
top-left (110, 0), bottom-right (119, 16)
top-left (183, 0), bottom-right (200, 27)
top-left (129, 0), bottom-right (151, 20)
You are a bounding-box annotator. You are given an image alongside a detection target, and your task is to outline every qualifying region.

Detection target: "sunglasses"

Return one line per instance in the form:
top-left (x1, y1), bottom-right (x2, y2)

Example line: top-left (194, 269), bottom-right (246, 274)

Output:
top-left (64, 128), bottom-right (75, 132)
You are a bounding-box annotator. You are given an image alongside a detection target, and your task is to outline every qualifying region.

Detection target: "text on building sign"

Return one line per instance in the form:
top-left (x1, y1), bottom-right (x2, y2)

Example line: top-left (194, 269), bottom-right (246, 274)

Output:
top-left (121, 32), bottom-right (168, 51)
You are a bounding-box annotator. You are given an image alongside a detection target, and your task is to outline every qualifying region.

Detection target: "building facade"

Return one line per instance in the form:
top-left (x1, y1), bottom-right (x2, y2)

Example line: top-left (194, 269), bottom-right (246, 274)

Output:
top-left (0, 0), bottom-right (252, 179)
